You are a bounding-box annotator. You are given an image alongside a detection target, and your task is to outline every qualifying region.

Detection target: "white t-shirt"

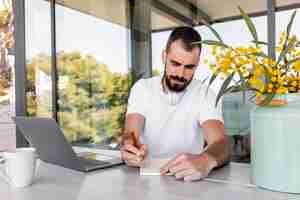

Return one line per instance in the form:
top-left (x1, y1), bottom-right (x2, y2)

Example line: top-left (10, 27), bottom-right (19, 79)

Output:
top-left (126, 76), bottom-right (223, 158)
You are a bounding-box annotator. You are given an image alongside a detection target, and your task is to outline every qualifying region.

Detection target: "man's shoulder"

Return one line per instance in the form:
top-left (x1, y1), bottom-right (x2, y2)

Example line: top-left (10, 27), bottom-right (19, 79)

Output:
top-left (134, 76), bottom-right (161, 88)
top-left (132, 76), bottom-right (161, 92)
top-left (189, 79), bottom-right (217, 101)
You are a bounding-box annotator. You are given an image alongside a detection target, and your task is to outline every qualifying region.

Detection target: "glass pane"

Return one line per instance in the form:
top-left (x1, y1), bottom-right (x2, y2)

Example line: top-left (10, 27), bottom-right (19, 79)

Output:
top-left (0, 0), bottom-right (15, 150)
top-left (25, 0), bottom-right (52, 118)
top-left (55, 1), bottom-right (131, 148)
top-left (276, 9), bottom-right (300, 49)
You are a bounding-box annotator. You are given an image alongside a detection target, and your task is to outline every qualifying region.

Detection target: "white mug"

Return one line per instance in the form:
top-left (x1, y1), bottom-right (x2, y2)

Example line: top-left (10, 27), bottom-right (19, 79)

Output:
top-left (0, 147), bottom-right (37, 188)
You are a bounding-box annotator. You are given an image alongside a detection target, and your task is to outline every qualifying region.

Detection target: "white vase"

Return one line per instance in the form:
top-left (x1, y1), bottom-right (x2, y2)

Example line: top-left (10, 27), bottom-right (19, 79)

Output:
top-left (250, 93), bottom-right (300, 193)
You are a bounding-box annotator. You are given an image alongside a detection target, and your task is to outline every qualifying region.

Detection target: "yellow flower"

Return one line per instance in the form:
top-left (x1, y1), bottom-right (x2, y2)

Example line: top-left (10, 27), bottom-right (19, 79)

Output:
top-left (253, 65), bottom-right (263, 77)
top-left (271, 76), bottom-right (277, 82)
top-left (291, 81), bottom-right (298, 87)
top-left (212, 45), bottom-right (217, 55)
top-left (276, 87), bottom-right (288, 94)
top-left (293, 61), bottom-right (300, 72)
top-left (289, 87), bottom-right (296, 92)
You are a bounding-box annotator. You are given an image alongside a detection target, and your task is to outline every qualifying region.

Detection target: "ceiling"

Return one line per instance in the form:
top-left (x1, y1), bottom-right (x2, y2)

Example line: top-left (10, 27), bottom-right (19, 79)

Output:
top-left (54, 0), bottom-right (300, 32)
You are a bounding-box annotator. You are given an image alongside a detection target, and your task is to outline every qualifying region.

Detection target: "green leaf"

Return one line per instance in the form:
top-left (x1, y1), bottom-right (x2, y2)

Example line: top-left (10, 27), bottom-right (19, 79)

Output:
top-left (286, 57), bottom-right (300, 68)
top-left (258, 92), bottom-right (275, 106)
top-left (280, 11), bottom-right (297, 63)
top-left (206, 73), bottom-right (218, 96)
top-left (295, 41), bottom-right (300, 47)
top-left (201, 76), bottom-right (209, 85)
top-left (282, 57), bottom-right (300, 74)
top-left (248, 93), bottom-right (257, 102)
top-left (251, 40), bottom-right (269, 46)
top-left (205, 24), bottom-right (223, 42)
top-left (250, 52), bottom-right (272, 59)
top-left (276, 41), bottom-right (294, 66)
top-left (237, 71), bottom-right (247, 104)
top-left (238, 6), bottom-right (258, 41)
top-left (192, 40), bottom-right (229, 48)
top-left (215, 73), bottom-right (235, 107)
top-left (222, 85), bottom-right (241, 95)
top-left (260, 63), bottom-right (271, 84)
top-left (286, 11), bottom-right (297, 40)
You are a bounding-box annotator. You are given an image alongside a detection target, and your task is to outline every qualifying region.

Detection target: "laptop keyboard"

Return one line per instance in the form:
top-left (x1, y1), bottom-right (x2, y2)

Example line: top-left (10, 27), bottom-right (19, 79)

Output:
top-left (78, 157), bottom-right (109, 166)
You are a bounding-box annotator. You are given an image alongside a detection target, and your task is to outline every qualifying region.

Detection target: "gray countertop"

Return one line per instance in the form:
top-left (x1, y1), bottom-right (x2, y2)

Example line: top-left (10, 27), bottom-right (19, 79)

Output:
top-left (0, 149), bottom-right (299, 200)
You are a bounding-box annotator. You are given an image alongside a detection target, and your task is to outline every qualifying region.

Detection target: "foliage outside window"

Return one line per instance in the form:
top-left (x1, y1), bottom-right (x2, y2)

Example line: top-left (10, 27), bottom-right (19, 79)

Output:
top-left (196, 8), bottom-right (300, 106)
top-left (0, 0), bottom-right (13, 104)
top-left (26, 51), bottom-right (131, 144)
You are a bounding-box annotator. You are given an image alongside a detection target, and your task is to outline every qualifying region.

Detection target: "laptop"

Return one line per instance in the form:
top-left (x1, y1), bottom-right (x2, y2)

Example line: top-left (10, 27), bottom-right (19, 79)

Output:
top-left (13, 117), bottom-right (124, 172)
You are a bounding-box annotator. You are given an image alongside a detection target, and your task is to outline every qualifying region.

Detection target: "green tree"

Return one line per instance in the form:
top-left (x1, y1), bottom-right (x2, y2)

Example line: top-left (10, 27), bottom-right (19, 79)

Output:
top-left (27, 51), bottom-right (131, 144)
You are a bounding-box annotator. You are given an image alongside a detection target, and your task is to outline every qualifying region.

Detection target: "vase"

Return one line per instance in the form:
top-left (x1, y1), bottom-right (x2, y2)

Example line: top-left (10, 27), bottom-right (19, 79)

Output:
top-left (223, 91), bottom-right (255, 136)
top-left (255, 94), bottom-right (288, 106)
top-left (222, 92), bottom-right (255, 161)
top-left (250, 93), bottom-right (300, 193)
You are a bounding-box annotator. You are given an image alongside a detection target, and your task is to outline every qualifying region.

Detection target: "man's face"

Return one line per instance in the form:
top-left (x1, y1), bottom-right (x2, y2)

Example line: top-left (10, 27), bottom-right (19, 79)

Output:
top-left (162, 40), bottom-right (200, 92)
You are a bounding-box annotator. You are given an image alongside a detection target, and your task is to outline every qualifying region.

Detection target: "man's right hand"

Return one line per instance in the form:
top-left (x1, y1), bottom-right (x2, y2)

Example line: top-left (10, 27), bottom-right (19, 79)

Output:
top-left (120, 138), bottom-right (148, 167)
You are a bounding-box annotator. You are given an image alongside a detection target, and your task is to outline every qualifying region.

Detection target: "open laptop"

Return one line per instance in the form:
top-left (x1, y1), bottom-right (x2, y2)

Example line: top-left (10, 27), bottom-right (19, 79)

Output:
top-left (13, 117), bottom-right (124, 172)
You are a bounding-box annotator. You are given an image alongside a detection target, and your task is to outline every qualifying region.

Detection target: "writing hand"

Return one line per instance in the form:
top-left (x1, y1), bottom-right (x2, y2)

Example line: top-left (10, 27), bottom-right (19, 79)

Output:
top-left (121, 132), bottom-right (148, 167)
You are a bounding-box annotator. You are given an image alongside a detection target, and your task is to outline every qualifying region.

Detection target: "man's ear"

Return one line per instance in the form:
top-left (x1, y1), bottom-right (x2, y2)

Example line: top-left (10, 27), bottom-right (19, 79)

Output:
top-left (162, 50), bottom-right (166, 64)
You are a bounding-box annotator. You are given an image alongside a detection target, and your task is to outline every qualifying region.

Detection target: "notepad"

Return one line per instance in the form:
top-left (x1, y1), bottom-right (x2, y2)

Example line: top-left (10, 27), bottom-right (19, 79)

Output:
top-left (140, 158), bottom-right (170, 176)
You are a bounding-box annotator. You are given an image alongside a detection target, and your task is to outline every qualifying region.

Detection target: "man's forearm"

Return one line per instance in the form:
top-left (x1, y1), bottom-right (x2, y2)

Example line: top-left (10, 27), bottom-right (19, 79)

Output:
top-left (202, 137), bottom-right (231, 168)
top-left (122, 113), bottom-right (145, 144)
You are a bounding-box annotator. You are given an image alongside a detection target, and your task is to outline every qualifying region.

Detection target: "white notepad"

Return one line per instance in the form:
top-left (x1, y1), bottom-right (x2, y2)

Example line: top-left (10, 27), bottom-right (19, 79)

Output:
top-left (140, 158), bottom-right (170, 176)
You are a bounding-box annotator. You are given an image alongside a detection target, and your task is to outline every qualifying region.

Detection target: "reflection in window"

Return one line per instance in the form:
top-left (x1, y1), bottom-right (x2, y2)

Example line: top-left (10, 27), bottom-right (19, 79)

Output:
top-left (55, 2), bottom-right (131, 148)
top-left (25, 0), bottom-right (52, 117)
top-left (0, 0), bottom-right (15, 150)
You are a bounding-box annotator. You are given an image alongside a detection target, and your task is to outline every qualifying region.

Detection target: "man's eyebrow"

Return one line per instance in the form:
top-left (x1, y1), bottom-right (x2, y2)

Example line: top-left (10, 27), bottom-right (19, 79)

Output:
top-left (169, 59), bottom-right (196, 68)
top-left (169, 59), bottom-right (181, 65)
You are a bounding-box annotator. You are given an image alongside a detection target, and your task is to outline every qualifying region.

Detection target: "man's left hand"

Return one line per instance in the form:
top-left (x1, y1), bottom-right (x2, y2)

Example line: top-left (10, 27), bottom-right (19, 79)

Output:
top-left (160, 153), bottom-right (217, 182)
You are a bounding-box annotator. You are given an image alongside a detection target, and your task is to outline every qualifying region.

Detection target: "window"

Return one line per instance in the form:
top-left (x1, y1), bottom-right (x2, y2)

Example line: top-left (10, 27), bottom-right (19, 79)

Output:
top-left (0, 0), bottom-right (15, 150)
top-left (276, 9), bottom-right (300, 48)
top-left (55, 1), bottom-right (131, 148)
top-left (25, 0), bottom-right (52, 118)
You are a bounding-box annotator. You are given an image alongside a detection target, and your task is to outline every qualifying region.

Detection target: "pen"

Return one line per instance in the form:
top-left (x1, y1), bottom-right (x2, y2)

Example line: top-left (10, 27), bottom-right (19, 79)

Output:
top-left (130, 131), bottom-right (142, 157)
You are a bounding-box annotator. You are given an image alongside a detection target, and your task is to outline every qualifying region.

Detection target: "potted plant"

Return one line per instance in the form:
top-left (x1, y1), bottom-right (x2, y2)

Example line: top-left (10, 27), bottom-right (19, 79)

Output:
top-left (194, 7), bottom-right (300, 193)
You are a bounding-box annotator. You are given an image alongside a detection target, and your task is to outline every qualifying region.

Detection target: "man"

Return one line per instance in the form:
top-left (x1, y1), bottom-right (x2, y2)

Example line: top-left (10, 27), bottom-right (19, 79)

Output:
top-left (121, 26), bottom-right (230, 182)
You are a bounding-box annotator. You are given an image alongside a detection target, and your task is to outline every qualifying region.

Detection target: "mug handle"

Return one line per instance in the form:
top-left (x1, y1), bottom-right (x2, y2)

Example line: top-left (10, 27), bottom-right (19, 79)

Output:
top-left (0, 157), bottom-right (12, 185)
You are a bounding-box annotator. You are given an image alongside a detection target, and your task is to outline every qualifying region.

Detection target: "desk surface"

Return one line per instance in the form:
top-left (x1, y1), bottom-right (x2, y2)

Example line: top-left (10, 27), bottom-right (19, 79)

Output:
top-left (0, 148), bottom-right (299, 200)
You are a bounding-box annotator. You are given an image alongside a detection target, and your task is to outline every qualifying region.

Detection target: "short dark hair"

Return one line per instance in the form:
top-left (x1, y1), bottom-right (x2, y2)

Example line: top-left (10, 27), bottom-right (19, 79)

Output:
top-left (165, 26), bottom-right (202, 53)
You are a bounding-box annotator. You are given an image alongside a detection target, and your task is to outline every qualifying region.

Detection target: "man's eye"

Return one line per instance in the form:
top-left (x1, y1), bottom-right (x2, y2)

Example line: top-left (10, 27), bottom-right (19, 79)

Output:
top-left (185, 65), bottom-right (195, 69)
top-left (171, 62), bottom-right (181, 67)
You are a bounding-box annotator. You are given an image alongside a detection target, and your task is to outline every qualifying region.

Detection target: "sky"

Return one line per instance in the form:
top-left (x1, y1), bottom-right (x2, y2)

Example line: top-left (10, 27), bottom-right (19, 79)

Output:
top-left (25, 0), bottom-right (130, 74)
top-left (24, 1), bottom-right (300, 91)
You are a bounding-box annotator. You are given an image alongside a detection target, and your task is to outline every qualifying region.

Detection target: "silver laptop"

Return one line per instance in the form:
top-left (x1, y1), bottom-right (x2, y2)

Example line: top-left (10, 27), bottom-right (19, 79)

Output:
top-left (13, 117), bottom-right (124, 172)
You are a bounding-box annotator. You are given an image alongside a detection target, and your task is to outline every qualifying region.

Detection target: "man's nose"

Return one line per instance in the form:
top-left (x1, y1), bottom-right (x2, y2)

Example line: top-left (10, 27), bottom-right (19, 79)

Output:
top-left (176, 65), bottom-right (185, 77)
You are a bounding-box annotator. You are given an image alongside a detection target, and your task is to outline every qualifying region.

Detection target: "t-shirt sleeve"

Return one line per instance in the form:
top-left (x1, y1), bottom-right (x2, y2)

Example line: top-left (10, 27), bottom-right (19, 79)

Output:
top-left (198, 88), bottom-right (223, 125)
top-left (126, 79), bottom-right (147, 116)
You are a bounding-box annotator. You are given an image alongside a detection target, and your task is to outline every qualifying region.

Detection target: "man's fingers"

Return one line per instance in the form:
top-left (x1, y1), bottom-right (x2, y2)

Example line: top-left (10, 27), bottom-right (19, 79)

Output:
top-left (122, 144), bottom-right (141, 156)
top-left (121, 150), bottom-right (142, 162)
top-left (175, 169), bottom-right (194, 180)
top-left (124, 156), bottom-right (146, 167)
top-left (160, 154), bottom-right (187, 175)
top-left (183, 171), bottom-right (204, 182)
top-left (169, 162), bottom-right (187, 174)
top-left (140, 144), bottom-right (148, 157)
top-left (125, 159), bottom-right (142, 167)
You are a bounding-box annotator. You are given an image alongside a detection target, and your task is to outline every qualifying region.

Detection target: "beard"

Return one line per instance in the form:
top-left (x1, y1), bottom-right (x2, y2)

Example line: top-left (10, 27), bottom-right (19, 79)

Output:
top-left (164, 74), bottom-right (192, 92)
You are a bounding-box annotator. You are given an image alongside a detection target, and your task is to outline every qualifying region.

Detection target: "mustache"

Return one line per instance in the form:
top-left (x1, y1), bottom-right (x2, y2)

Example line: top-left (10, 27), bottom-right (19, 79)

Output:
top-left (170, 75), bottom-right (187, 83)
